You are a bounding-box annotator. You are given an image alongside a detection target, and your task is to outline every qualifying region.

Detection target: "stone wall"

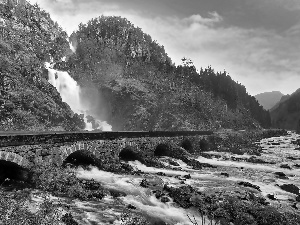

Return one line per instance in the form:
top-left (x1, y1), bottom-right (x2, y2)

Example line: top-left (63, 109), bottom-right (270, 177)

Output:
top-left (0, 135), bottom-right (208, 169)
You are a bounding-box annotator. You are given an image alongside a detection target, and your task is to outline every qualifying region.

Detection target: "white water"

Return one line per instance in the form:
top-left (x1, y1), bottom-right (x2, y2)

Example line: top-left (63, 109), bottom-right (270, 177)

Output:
top-left (76, 166), bottom-right (212, 225)
top-left (45, 62), bottom-right (112, 131)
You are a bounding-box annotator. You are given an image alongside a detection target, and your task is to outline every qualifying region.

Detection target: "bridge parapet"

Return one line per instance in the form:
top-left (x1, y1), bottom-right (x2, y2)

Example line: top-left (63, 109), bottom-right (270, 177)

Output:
top-left (0, 131), bottom-right (212, 169)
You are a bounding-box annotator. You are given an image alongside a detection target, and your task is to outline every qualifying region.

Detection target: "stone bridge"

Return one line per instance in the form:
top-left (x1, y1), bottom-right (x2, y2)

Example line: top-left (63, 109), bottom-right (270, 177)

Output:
top-left (0, 131), bottom-right (213, 169)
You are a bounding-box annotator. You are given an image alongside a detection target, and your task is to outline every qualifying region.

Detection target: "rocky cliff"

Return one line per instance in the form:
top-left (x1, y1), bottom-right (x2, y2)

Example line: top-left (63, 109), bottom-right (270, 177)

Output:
top-left (0, 2), bottom-right (271, 131)
top-left (63, 16), bottom-right (270, 131)
top-left (0, 1), bottom-right (84, 131)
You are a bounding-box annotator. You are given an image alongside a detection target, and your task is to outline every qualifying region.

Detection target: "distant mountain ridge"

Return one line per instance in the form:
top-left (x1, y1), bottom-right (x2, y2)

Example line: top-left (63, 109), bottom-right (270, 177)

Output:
top-left (255, 91), bottom-right (284, 110)
top-left (270, 88), bottom-right (300, 131)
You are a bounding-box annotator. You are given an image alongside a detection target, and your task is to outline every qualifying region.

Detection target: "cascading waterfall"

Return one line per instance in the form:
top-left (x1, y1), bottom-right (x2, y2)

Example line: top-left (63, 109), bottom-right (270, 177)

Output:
top-left (45, 62), bottom-right (112, 131)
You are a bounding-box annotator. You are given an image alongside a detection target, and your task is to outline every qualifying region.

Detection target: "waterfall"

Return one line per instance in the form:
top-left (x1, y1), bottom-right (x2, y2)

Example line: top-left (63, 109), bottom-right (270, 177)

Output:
top-left (45, 63), bottom-right (112, 131)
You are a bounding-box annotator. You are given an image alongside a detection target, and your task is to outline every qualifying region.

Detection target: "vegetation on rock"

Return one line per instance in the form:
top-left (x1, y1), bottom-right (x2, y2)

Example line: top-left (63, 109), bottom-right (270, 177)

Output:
top-left (0, 1), bottom-right (84, 131)
top-left (65, 15), bottom-right (271, 131)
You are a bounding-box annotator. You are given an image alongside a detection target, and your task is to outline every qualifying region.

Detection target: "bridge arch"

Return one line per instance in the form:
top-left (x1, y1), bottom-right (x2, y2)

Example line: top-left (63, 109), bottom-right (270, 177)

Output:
top-left (60, 142), bottom-right (98, 167)
top-left (0, 151), bottom-right (30, 168)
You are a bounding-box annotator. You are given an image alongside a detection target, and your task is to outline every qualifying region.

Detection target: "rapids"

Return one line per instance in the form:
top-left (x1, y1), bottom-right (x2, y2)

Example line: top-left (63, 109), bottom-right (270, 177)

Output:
top-left (2, 132), bottom-right (300, 224)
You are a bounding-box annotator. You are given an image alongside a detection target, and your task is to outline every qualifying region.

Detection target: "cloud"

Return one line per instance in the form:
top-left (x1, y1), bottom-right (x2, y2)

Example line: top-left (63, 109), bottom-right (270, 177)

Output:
top-left (133, 14), bottom-right (300, 95)
top-left (27, 0), bottom-right (300, 95)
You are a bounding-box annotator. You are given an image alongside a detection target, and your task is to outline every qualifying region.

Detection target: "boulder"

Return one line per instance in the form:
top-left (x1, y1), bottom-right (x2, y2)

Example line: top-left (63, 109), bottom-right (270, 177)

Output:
top-left (280, 164), bottom-right (292, 170)
top-left (61, 213), bottom-right (78, 225)
top-left (161, 196), bottom-right (170, 203)
top-left (279, 184), bottom-right (300, 195)
top-left (221, 172), bottom-right (229, 177)
top-left (266, 194), bottom-right (276, 200)
top-left (238, 181), bottom-right (261, 191)
top-left (183, 174), bottom-right (191, 179)
top-left (164, 185), bottom-right (195, 208)
top-left (168, 159), bottom-right (180, 166)
top-left (274, 172), bottom-right (289, 179)
top-left (140, 176), bottom-right (164, 192)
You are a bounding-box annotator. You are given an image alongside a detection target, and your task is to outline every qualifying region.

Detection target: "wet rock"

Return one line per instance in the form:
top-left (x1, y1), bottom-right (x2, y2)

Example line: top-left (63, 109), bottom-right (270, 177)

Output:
top-left (109, 189), bottom-right (127, 197)
top-left (246, 156), bottom-right (274, 164)
top-left (154, 190), bottom-right (163, 198)
top-left (221, 172), bottom-right (229, 177)
top-left (266, 194), bottom-right (276, 200)
top-left (140, 176), bottom-right (164, 191)
top-left (279, 184), bottom-right (300, 195)
top-left (280, 164), bottom-right (292, 170)
top-left (271, 143), bottom-right (280, 145)
top-left (164, 185), bottom-right (195, 208)
top-left (200, 153), bottom-right (213, 159)
top-left (121, 163), bottom-right (134, 172)
top-left (127, 204), bottom-right (136, 210)
top-left (161, 196), bottom-right (170, 203)
top-left (168, 159), bottom-right (180, 166)
top-left (156, 172), bottom-right (166, 176)
top-left (291, 202), bottom-right (298, 209)
top-left (87, 190), bottom-right (105, 199)
top-left (287, 156), bottom-right (300, 160)
top-left (61, 213), bottom-right (78, 225)
top-left (185, 158), bottom-right (217, 170)
top-left (81, 179), bottom-right (102, 190)
top-left (274, 172), bottom-right (289, 179)
top-left (183, 174), bottom-right (191, 179)
top-left (140, 179), bottom-right (149, 188)
top-left (238, 181), bottom-right (261, 191)
top-left (174, 175), bottom-right (181, 179)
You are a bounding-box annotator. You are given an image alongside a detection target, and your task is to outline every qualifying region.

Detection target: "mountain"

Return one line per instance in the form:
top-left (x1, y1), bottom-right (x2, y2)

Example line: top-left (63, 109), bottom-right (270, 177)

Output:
top-left (0, 1), bottom-right (85, 131)
top-left (0, 1), bottom-right (271, 131)
top-left (62, 15), bottom-right (271, 131)
top-left (270, 88), bottom-right (300, 131)
top-left (255, 91), bottom-right (284, 110)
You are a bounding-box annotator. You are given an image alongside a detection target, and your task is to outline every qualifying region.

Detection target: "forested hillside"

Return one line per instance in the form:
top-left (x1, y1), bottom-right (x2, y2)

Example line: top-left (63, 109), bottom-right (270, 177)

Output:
top-left (0, 0), bottom-right (271, 132)
top-left (270, 88), bottom-right (300, 131)
top-left (63, 16), bottom-right (271, 131)
top-left (0, 1), bottom-right (85, 130)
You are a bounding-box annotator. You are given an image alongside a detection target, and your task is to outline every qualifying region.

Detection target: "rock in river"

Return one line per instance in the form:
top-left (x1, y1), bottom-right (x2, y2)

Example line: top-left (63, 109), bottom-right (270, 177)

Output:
top-left (279, 184), bottom-right (300, 195)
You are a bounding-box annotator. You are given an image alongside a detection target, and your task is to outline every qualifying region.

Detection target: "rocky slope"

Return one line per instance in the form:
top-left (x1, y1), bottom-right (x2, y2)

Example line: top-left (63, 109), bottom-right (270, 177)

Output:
top-left (0, 2), bottom-right (271, 132)
top-left (0, 1), bottom-right (84, 131)
top-left (255, 91), bottom-right (284, 110)
top-left (270, 89), bottom-right (300, 131)
top-left (63, 16), bottom-right (271, 131)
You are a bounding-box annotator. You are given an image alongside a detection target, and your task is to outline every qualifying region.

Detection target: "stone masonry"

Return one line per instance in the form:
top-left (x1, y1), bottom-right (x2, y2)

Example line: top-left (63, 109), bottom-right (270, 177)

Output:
top-left (0, 135), bottom-right (209, 169)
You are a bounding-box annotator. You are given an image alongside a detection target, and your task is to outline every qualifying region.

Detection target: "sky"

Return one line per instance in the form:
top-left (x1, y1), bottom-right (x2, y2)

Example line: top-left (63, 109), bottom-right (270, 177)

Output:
top-left (28, 0), bottom-right (300, 96)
